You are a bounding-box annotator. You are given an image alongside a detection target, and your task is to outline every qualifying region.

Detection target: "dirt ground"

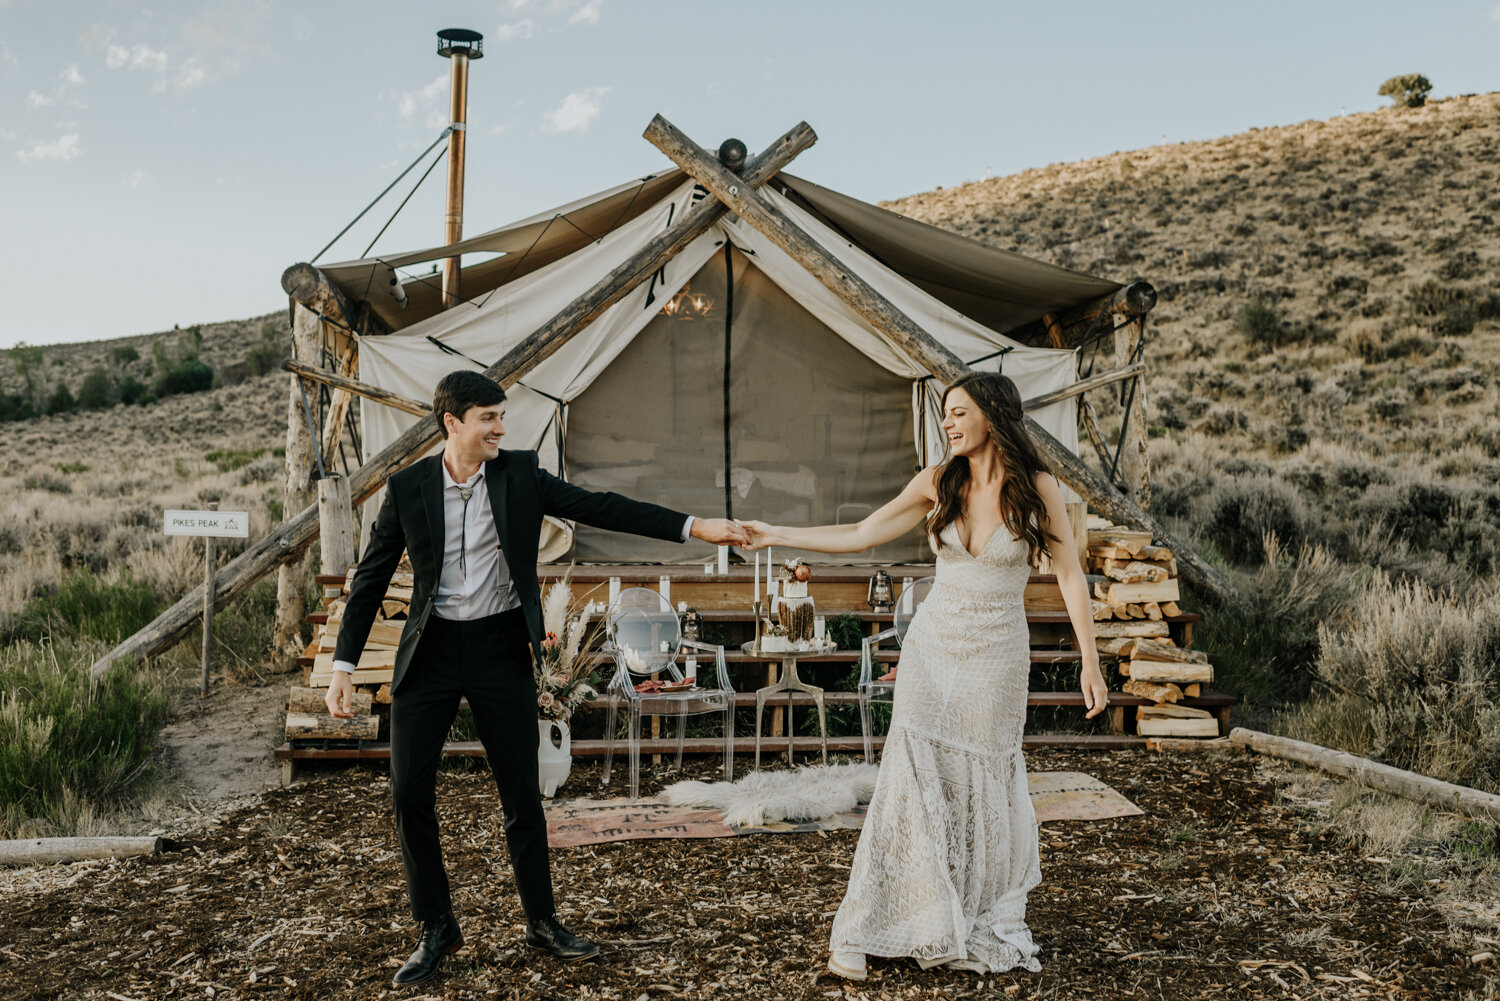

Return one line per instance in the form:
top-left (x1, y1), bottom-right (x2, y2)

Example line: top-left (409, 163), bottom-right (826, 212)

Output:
top-left (1, 745), bottom-right (1493, 1001)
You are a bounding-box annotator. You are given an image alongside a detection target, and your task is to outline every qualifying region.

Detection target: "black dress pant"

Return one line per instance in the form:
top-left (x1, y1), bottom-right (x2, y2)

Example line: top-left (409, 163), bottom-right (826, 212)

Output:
top-left (389, 608), bottom-right (555, 924)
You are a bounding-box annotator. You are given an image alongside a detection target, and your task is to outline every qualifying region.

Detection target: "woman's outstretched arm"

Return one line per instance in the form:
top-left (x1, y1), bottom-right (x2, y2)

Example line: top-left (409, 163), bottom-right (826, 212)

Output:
top-left (743, 466), bottom-right (940, 555)
top-left (1036, 472), bottom-right (1108, 718)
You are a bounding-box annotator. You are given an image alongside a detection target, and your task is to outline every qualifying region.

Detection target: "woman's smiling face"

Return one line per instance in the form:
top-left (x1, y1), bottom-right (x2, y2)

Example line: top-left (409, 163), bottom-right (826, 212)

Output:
top-left (941, 386), bottom-right (990, 458)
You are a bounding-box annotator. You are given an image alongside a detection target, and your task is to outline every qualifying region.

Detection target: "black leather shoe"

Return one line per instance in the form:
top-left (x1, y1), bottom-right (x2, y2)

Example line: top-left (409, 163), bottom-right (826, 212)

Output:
top-left (392, 912), bottom-right (464, 987)
top-left (525, 916), bottom-right (600, 962)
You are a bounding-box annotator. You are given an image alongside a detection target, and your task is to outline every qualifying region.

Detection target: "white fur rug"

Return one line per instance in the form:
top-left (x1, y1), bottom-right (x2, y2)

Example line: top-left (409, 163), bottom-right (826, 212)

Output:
top-left (660, 763), bottom-right (880, 827)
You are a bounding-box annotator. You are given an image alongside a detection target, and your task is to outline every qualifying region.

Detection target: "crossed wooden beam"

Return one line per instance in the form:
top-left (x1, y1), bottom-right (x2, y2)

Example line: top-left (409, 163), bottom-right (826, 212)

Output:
top-left (91, 117), bottom-right (1234, 679)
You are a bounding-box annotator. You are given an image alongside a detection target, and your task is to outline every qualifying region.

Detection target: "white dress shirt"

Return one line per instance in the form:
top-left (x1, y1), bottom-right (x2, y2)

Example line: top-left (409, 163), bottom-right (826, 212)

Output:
top-left (333, 454), bottom-right (698, 675)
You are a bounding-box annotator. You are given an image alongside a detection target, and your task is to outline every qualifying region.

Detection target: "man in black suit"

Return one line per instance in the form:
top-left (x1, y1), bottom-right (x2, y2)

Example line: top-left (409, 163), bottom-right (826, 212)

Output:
top-left (326, 369), bottom-right (748, 987)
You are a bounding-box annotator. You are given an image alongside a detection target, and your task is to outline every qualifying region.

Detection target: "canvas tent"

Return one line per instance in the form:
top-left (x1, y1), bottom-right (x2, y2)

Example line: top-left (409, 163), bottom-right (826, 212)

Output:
top-left (316, 170), bottom-right (1122, 564)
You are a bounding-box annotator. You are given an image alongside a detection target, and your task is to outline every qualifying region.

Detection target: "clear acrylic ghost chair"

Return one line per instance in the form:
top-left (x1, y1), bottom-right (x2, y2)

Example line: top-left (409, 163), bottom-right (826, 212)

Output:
top-left (600, 588), bottom-right (734, 800)
top-left (857, 575), bottom-right (936, 761)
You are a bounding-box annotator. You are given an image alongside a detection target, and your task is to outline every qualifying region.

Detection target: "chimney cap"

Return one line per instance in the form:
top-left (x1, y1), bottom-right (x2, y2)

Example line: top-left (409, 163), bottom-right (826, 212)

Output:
top-left (437, 28), bottom-right (484, 59)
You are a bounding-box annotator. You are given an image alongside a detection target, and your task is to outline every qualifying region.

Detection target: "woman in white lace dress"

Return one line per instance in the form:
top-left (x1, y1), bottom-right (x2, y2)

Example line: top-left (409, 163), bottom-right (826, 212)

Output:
top-left (743, 372), bottom-right (1107, 980)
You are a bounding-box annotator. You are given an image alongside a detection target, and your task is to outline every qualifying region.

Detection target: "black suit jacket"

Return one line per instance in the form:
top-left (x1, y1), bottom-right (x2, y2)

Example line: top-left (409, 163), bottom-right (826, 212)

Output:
top-left (334, 449), bottom-right (689, 694)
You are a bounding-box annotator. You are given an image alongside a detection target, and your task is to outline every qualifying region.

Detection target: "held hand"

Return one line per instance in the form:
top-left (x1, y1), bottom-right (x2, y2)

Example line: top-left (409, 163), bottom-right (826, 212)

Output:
top-left (1080, 662), bottom-right (1109, 720)
top-left (739, 520), bottom-right (773, 550)
top-left (691, 517), bottom-right (751, 547)
top-left (325, 673), bottom-right (356, 719)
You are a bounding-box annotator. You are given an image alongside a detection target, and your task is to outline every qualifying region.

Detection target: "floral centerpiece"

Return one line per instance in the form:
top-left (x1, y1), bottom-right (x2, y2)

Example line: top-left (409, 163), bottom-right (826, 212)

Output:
top-left (533, 573), bottom-right (605, 722)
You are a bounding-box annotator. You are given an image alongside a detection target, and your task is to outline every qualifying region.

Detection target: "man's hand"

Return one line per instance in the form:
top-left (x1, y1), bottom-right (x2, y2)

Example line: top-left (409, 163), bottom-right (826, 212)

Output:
top-left (690, 517), bottom-right (750, 547)
top-left (325, 672), bottom-right (356, 719)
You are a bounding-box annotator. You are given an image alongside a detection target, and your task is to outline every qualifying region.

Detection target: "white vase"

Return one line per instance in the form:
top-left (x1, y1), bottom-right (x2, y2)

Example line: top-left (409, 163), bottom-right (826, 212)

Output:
top-left (537, 718), bottom-right (572, 799)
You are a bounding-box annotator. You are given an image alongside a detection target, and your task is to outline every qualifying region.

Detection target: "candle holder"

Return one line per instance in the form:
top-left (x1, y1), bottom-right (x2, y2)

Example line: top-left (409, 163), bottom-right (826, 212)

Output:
top-left (680, 605), bottom-right (703, 642)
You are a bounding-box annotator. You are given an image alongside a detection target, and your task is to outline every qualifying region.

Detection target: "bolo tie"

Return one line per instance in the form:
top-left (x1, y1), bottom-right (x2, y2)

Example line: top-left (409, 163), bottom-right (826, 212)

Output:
top-left (457, 484), bottom-right (474, 580)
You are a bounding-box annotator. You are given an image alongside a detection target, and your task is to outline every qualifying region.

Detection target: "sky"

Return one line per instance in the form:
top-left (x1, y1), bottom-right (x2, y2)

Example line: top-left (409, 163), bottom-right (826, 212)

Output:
top-left (1, 0), bottom-right (1496, 349)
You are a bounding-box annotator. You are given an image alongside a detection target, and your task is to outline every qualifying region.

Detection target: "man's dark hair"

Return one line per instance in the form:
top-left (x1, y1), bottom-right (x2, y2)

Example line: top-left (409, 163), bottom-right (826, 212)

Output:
top-left (432, 370), bottom-right (506, 438)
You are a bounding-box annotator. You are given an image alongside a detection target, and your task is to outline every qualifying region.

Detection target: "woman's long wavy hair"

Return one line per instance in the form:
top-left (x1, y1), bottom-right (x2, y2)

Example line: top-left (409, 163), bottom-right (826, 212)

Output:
top-left (926, 372), bottom-right (1058, 566)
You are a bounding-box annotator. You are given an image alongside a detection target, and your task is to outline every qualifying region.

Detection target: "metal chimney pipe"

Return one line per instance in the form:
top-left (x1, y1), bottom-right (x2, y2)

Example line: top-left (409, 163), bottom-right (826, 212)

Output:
top-left (436, 28), bottom-right (483, 309)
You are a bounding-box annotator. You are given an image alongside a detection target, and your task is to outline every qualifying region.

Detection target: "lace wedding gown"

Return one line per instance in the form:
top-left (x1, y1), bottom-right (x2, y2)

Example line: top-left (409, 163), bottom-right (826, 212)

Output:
top-left (829, 522), bottom-right (1042, 973)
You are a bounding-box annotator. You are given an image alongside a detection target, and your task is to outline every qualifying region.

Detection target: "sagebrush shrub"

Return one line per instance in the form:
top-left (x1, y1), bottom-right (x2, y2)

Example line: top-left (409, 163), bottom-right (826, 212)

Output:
top-left (1197, 475), bottom-right (1314, 566)
top-left (1314, 572), bottom-right (1500, 791)
top-left (1377, 73), bottom-right (1432, 109)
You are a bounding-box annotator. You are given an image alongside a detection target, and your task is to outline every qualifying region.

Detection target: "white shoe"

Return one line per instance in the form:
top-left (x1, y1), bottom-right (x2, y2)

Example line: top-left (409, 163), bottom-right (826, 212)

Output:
top-left (828, 950), bottom-right (867, 980)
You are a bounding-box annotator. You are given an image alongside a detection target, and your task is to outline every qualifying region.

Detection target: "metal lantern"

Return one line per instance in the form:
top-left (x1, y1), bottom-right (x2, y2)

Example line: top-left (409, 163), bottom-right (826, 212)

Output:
top-left (867, 569), bottom-right (894, 612)
top-left (680, 606), bottom-right (703, 642)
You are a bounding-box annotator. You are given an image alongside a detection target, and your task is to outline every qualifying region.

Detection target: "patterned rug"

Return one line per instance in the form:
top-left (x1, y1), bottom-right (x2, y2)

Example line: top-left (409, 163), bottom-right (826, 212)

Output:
top-left (544, 771), bottom-right (1141, 848)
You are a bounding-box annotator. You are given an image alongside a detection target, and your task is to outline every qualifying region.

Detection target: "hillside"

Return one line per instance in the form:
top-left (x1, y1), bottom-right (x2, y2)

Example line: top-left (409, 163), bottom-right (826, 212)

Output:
top-left (886, 93), bottom-right (1500, 589)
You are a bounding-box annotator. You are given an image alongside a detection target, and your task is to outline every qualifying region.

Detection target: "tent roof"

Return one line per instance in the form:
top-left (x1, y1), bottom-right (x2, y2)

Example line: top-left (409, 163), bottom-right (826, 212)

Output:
top-left (317, 170), bottom-right (1121, 337)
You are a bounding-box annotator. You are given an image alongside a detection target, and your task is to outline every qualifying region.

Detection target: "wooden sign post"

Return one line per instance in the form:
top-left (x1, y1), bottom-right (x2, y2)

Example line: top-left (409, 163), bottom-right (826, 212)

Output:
top-left (164, 506), bottom-right (250, 696)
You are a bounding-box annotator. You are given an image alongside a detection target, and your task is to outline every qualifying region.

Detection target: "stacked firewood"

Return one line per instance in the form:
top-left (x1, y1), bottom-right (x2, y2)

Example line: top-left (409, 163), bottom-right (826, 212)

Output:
top-left (1084, 517), bottom-right (1218, 738)
top-left (283, 560), bottom-right (410, 742)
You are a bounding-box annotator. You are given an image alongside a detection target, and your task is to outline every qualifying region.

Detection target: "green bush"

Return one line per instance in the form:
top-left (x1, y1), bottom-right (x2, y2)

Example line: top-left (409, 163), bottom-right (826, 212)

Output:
top-left (153, 357), bottom-right (215, 397)
top-left (824, 613), bottom-right (865, 652)
top-left (0, 645), bottom-right (169, 837)
top-left (1378, 73), bottom-right (1432, 109)
top-left (77, 366), bottom-right (113, 410)
top-left (206, 447), bottom-right (269, 472)
top-left (1234, 299), bottom-right (1283, 345)
top-left (0, 391), bottom-right (35, 422)
top-left (46, 382), bottom-right (75, 414)
top-left (1197, 475), bottom-right (1314, 566)
top-left (118, 375), bottom-right (152, 406)
top-left (5, 573), bottom-right (163, 645)
top-left (109, 345), bottom-right (140, 366)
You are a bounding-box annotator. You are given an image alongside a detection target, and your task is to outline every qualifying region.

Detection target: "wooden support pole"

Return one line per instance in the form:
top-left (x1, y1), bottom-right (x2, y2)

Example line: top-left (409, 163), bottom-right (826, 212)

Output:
top-left (89, 122), bottom-right (816, 679)
top-left (644, 114), bottom-right (1238, 607)
top-left (1230, 728), bottom-right (1500, 823)
top-left (200, 529), bottom-right (215, 697)
top-left (1113, 317), bottom-right (1151, 510)
top-left (320, 338), bottom-right (359, 463)
top-left (318, 474), bottom-right (356, 576)
top-left (274, 303), bottom-right (322, 670)
top-left (284, 359), bottom-right (431, 418)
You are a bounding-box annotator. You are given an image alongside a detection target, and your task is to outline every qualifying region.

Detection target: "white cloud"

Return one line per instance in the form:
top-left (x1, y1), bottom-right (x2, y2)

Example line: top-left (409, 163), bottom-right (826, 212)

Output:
top-left (16, 133), bottom-right (80, 163)
top-left (543, 86), bottom-right (609, 133)
top-left (292, 15), bottom-right (313, 42)
top-left (123, 169), bottom-right (153, 188)
top-left (568, 1), bottom-right (602, 26)
top-left (61, 62), bottom-right (85, 86)
top-left (1492, 2), bottom-right (1500, 21)
top-left (106, 43), bottom-right (168, 71)
top-left (398, 72), bottom-right (448, 122)
top-left (27, 91), bottom-right (52, 107)
top-left (174, 62), bottom-right (208, 93)
top-left (494, 19), bottom-right (537, 43)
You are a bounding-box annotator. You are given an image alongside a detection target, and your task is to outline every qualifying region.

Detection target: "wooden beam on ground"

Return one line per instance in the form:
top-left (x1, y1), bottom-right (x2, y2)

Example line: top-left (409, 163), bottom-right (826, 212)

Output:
top-left (1022, 362), bottom-right (1146, 411)
top-left (89, 121), bottom-right (816, 679)
top-left (283, 359), bottom-right (431, 418)
top-left (1229, 728), bottom-right (1500, 823)
top-left (644, 113), bottom-right (1238, 607)
top-left (0, 836), bottom-right (164, 866)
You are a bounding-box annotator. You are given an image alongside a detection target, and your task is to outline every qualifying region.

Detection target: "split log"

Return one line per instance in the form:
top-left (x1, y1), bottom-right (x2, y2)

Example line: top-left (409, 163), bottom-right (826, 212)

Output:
top-left (1133, 638), bottom-right (1210, 664)
top-left (1138, 703), bottom-right (1213, 719)
top-left (1147, 736), bottom-right (1240, 753)
top-left (381, 599), bottom-right (409, 619)
top-left (1160, 601), bottom-right (1182, 617)
top-left (309, 667), bottom-right (394, 687)
top-left (284, 712), bottom-right (379, 741)
top-left (1094, 621), bottom-right (1171, 638)
top-left (1122, 679), bottom-right (1184, 703)
top-left (1124, 660), bottom-right (1214, 684)
top-left (1229, 728), bottom-right (1500, 822)
top-left (1103, 560), bottom-right (1168, 584)
top-left (0, 836), bottom-right (163, 866)
top-left (317, 474), bottom-right (356, 576)
top-left (643, 112), bottom-right (1238, 608)
top-left (284, 360), bottom-right (432, 418)
top-left (1090, 599), bottom-right (1112, 621)
top-left (320, 338), bottom-right (359, 461)
top-left (1137, 717), bottom-right (1219, 738)
top-left (1143, 602), bottom-right (1163, 620)
top-left (288, 686), bottom-right (371, 714)
top-left (1096, 637), bottom-right (1136, 657)
top-left (374, 684), bottom-right (393, 704)
top-left (1091, 529), bottom-right (1153, 553)
top-left (1107, 579), bottom-right (1180, 605)
top-left (89, 122), bottom-right (817, 680)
